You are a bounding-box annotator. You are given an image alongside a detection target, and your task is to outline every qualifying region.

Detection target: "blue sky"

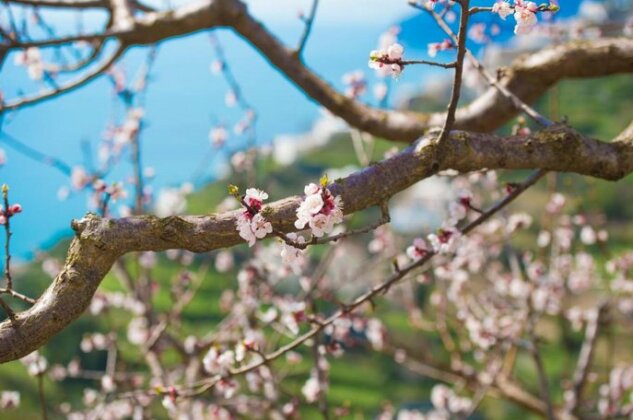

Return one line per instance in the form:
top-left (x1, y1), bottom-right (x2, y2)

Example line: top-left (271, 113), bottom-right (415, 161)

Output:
top-left (0, 0), bottom-right (588, 260)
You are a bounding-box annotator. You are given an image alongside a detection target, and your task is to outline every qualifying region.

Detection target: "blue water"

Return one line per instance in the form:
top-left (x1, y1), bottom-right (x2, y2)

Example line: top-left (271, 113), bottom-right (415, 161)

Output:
top-left (0, 0), bottom-right (582, 260)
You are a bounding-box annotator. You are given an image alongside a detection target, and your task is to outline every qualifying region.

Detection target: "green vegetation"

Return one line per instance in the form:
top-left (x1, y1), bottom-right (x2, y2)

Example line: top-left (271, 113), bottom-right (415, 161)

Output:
top-left (1, 73), bottom-right (632, 418)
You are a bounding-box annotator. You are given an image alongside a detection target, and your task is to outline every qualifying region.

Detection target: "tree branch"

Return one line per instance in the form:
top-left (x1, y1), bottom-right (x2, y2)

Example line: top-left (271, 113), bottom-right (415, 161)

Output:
top-left (1, 44), bottom-right (126, 111)
top-left (0, 122), bottom-right (632, 362)
top-left (229, 6), bottom-right (633, 141)
top-left (3, 0), bottom-right (632, 139)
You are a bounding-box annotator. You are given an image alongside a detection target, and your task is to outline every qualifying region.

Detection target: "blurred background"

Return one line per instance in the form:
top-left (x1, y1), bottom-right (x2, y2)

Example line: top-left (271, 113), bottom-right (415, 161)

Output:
top-left (1, 0), bottom-right (633, 418)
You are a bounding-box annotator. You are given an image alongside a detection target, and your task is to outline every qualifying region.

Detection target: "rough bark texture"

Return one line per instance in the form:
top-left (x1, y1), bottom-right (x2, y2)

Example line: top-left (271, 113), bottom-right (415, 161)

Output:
top-left (1, 124), bottom-right (632, 363)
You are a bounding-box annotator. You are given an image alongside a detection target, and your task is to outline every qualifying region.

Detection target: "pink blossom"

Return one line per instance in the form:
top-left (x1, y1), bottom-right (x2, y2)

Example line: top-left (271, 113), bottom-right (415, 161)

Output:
top-left (8, 204), bottom-right (21, 215)
top-left (295, 182), bottom-right (343, 238)
top-left (406, 238), bottom-right (429, 261)
top-left (368, 225), bottom-right (394, 254)
top-left (580, 225), bottom-right (597, 245)
top-left (368, 43), bottom-right (405, 77)
top-left (71, 166), bottom-right (91, 190)
top-left (449, 189), bottom-right (473, 223)
top-left (468, 23), bottom-right (489, 43)
top-left (20, 351), bottom-right (47, 376)
top-left (342, 71), bottom-right (367, 98)
top-left (428, 226), bottom-right (461, 254)
top-left (225, 90), bottom-right (237, 107)
top-left (0, 202), bottom-right (23, 224)
top-left (210, 59), bottom-right (224, 74)
top-left (237, 212), bottom-right (272, 247)
top-left (387, 43), bottom-right (404, 60)
top-left (302, 374), bottom-right (320, 403)
top-left (209, 125), bottom-right (228, 147)
top-left (427, 39), bottom-right (453, 57)
top-left (280, 233), bottom-right (306, 274)
top-left (203, 347), bottom-right (234, 375)
top-left (507, 213), bottom-right (533, 233)
top-left (235, 188), bottom-right (273, 246)
top-left (0, 391), bottom-right (20, 409)
top-left (514, 0), bottom-right (538, 34)
top-left (492, 1), bottom-right (513, 20)
top-left (161, 395), bottom-right (177, 413)
top-left (277, 299), bottom-right (306, 335)
top-left (216, 378), bottom-right (239, 399)
top-left (14, 47), bottom-right (44, 80)
top-left (106, 182), bottom-right (127, 202)
top-left (215, 250), bottom-right (234, 273)
top-left (365, 318), bottom-right (385, 350)
top-left (244, 188), bottom-right (268, 210)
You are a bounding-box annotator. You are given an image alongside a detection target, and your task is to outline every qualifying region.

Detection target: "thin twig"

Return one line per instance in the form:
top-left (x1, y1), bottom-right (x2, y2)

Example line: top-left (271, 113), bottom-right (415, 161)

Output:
top-left (425, 7), bottom-right (552, 128)
top-left (0, 296), bottom-right (15, 321)
top-left (275, 202), bottom-right (390, 250)
top-left (0, 287), bottom-right (36, 304)
top-left (1, 44), bottom-right (126, 111)
top-left (569, 302), bottom-right (608, 415)
top-left (296, 0), bottom-right (319, 57)
top-left (470, 4), bottom-right (558, 16)
top-left (310, 301), bottom-right (329, 419)
top-left (433, 0), bottom-right (470, 145)
top-left (3, 187), bottom-right (13, 290)
top-left (468, 6), bottom-right (493, 15)
top-left (527, 330), bottom-right (555, 420)
top-left (0, 132), bottom-right (73, 176)
top-left (402, 59), bottom-right (456, 69)
top-left (151, 168), bottom-right (545, 399)
top-left (38, 373), bottom-right (49, 420)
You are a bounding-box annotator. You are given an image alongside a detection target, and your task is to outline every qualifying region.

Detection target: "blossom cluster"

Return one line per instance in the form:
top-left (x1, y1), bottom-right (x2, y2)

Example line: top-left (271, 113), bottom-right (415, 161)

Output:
top-left (407, 225), bottom-right (462, 261)
top-left (427, 39), bottom-right (454, 57)
top-left (0, 202), bottom-right (22, 225)
top-left (209, 124), bottom-right (228, 147)
top-left (13, 47), bottom-right (44, 80)
top-left (279, 232), bottom-right (307, 274)
top-left (294, 180), bottom-right (344, 237)
top-left (492, 0), bottom-right (558, 35)
top-left (393, 384), bottom-right (472, 419)
top-left (0, 391), bottom-right (20, 409)
top-left (368, 43), bottom-right (405, 77)
top-left (341, 70), bottom-right (367, 99)
top-left (234, 187), bottom-right (273, 247)
top-left (410, 0), bottom-right (441, 10)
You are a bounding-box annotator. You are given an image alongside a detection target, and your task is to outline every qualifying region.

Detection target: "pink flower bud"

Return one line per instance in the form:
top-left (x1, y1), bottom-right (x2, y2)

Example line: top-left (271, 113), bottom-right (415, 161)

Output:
top-left (9, 204), bottom-right (22, 215)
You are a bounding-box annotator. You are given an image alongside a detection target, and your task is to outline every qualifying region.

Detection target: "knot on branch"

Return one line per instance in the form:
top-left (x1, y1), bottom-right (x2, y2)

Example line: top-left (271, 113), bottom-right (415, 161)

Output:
top-left (70, 213), bottom-right (101, 236)
top-left (530, 123), bottom-right (581, 158)
top-left (70, 214), bottom-right (114, 252)
top-left (158, 215), bottom-right (195, 243)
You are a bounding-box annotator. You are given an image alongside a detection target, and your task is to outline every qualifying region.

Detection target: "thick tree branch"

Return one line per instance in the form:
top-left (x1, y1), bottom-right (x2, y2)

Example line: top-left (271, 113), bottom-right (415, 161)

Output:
top-left (2, 0), bottom-right (632, 139)
top-left (0, 123), bottom-right (632, 362)
top-left (228, 3), bottom-right (633, 141)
